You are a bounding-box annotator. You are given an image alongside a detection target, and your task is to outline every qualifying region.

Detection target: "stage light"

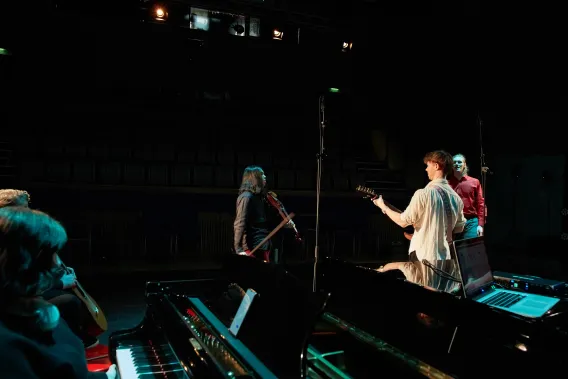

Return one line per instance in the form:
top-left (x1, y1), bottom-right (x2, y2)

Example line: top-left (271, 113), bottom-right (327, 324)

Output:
top-left (515, 343), bottom-right (528, 352)
top-left (342, 41), bottom-right (353, 52)
top-left (153, 5), bottom-right (168, 21)
top-left (273, 29), bottom-right (283, 40)
top-left (232, 24), bottom-right (245, 35)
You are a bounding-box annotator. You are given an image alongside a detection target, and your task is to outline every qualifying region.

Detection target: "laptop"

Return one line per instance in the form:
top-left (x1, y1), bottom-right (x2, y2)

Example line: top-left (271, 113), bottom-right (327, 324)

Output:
top-left (452, 237), bottom-right (560, 318)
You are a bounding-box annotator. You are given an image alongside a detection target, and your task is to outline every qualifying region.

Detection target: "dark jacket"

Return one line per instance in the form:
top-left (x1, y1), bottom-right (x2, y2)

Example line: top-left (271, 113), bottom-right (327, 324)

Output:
top-left (0, 312), bottom-right (106, 379)
top-left (233, 191), bottom-right (270, 253)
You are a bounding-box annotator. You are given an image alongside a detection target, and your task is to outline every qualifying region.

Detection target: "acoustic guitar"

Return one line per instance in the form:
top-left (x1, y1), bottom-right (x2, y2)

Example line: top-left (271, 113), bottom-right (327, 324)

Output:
top-left (53, 254), bottom-right (108, 336)
top-left (355, 185), bottom-right (414, 241)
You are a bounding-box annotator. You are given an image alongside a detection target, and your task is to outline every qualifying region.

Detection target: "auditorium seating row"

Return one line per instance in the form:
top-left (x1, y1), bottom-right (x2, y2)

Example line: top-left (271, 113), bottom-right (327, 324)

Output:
top-left (33, 140), bottom-right (358, 171)
top-left (60, 210), bottom-right (409, 266)
top-left (21, 160), bottom-right (364, 191)
top-left (18, 135), bottom-right (407, 192)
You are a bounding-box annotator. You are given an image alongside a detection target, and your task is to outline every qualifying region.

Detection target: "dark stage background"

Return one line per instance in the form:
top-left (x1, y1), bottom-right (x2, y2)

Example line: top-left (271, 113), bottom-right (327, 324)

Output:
top-left (1, 1), bottom-right (566, 280)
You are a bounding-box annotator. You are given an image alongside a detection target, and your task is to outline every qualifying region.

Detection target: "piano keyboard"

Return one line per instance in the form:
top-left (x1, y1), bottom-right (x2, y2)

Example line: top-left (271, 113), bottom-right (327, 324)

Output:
top-left (110, 280), bottom-right (279, 379)
top-left (116, 342), bottom-right (189, 379)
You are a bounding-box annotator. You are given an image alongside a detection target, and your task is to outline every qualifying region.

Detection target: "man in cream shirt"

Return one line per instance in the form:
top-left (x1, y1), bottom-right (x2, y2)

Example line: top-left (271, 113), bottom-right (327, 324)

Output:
top-left (373, 150), bottom-right (466, 292)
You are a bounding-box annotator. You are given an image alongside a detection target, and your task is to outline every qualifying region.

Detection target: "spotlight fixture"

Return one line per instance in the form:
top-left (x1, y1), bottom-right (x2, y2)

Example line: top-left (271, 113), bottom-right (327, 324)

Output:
top-left (153, 5), bottom-right (168, 21)
top-left (231, 23), bottom-right (245, 35)
top-left (273, 29), bottom-right (283, 40)
top-left (342, 41), bottom-right (353, 52)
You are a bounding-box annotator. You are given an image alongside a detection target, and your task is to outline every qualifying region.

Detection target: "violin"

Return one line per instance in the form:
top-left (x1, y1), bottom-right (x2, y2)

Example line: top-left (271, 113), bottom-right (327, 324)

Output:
top-left (265, 191), bottom-right (302, 243)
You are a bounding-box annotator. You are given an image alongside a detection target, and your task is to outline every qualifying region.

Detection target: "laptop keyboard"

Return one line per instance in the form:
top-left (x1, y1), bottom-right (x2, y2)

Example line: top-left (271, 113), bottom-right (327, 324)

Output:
top-left (481, 291), bottom-right (526, 308)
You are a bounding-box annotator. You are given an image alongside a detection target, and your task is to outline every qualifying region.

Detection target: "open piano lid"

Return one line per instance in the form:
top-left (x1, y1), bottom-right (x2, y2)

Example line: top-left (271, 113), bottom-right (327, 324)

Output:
top-left (134, 255), bottom-right (329, 378)
top-left (220, 254), bottom-right (329, 378)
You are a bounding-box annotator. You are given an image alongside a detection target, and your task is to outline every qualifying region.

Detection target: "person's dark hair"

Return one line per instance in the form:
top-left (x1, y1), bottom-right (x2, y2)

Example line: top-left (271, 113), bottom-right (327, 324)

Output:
top-left (239, 166), bottom-right (265, 195)
top-left (0, 189), bottom-right (30, 208)
top-left (423, 150), bottom-right (454, 178)
top-left (453, 153), bottom-right (469, 175)
top-left (0, 207), bottom-right (67, 330)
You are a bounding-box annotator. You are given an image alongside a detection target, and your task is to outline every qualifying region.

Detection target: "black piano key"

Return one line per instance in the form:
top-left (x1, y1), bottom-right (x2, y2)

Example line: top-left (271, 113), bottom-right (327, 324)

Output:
top-left (131, 350), bottom-right (175, 359)
top-left (136, 369), bottom-right (187, 378)
top-left (132, 358), bottom-right (178, 367)
top-left (132, 354), bottom-right (175, 359)
top-left (136, 363), bottom-right (182, 375)
top-left (129, 345), bottom-right (172, 353)
top-left (132, 351), bottom-right (175, 359)
top-left (134, 360), bottom-right (179, 368)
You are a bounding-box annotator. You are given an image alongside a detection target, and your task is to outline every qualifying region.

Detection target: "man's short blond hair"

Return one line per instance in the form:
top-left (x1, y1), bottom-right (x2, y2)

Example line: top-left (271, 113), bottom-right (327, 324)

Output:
top-left (0, 189), bottom-right (31, 208)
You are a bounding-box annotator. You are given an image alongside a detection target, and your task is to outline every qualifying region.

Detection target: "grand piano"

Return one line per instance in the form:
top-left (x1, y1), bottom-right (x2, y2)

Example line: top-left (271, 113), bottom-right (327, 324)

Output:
top-left (109, 255), bottom-right (328, 378)
top-left (293, 258), bottom-right (568, 378)
top-left (109, 255), bottom-right (568, 378)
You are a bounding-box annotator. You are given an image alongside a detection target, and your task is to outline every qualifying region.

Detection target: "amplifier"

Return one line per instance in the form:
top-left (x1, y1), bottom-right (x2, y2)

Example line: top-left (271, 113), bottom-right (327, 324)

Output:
top-left (493, 271), bottom-right (567, 297)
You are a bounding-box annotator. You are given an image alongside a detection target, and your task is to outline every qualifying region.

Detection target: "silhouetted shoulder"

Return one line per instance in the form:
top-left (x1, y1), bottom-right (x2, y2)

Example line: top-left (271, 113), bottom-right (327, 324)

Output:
top-left (238, 191), bottom-right (254, 200)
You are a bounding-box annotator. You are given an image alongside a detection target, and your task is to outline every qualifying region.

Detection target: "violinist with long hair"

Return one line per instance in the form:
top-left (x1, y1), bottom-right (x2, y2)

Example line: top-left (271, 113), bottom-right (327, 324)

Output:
top-left (234, 166), bottom-right (271, 261)
top-left (234, 166), bottom-right (300, 262)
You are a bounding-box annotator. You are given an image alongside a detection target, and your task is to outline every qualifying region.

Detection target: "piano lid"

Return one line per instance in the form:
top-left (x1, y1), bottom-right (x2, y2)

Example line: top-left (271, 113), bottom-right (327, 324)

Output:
top-left (219, 254), bottom-right (330, 378)
top-left (288, 258), bottom-right (568, 376)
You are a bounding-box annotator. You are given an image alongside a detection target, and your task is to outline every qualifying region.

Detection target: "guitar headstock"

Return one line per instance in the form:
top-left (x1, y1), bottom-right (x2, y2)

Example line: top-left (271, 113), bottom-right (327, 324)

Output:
top-left (355, 185), bottom-right (378, 199)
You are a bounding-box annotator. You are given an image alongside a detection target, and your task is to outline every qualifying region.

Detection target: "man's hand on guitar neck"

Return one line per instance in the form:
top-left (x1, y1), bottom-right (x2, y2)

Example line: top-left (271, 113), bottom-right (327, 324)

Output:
top-left (372, 195), bottom-right (408, 228)
top-left (60, 267), bottom-right (77, 289)
top-left (372, 195), bottom-right (387, 214)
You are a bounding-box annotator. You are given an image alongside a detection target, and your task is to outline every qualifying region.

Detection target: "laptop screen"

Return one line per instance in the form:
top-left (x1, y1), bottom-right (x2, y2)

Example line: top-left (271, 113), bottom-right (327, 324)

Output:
top-left (453, 237), bottom-right (493, 298)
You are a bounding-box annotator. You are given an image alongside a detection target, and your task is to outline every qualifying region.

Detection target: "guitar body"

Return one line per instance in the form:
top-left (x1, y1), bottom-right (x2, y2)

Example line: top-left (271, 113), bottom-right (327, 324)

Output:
top-left (356, 185), bottom-right (414, 241)
top-left (72, 283), bottom-right (108, 336)
top-left (53, 254), bottom-right (108, 336)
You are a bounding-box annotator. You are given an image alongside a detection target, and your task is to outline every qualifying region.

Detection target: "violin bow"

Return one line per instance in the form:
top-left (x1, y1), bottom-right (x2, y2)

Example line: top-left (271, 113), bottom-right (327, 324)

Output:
top-left (248, 212), bottom-right (295, 257)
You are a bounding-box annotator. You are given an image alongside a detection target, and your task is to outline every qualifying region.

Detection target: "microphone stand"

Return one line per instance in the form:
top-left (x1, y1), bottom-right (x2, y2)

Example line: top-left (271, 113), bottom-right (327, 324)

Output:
top-left (313, 95), bottom-right (326, 292)
top-left (478, 113), bottom-right (490, 219)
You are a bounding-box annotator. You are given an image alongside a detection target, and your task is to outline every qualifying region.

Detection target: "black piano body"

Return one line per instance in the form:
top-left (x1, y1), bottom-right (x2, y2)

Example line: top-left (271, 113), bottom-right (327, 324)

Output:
top-left (290, 258), bottom-right (568, 378)
top-left (109, 255), bottom-right (328, 378)
top-left (109, 255), bottom-right (568, 378)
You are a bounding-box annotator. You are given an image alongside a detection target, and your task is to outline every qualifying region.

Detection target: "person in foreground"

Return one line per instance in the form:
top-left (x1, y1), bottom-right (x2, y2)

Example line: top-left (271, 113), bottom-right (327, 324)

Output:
top-left (449, 153), bottom-right (486, 239)
top-left (0, 189), bottom-right (98, 348)
top-left (0, 206), bottom-right (116, 379)
top-left (372, 150), bottom-right (466, 292)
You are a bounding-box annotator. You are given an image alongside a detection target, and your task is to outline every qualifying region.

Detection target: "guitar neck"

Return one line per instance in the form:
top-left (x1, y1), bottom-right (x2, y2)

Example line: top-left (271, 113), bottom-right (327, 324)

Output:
top-left (384, 200), bottom-right (403, 214)
top-left (356, 186), bottom-right (404, 213)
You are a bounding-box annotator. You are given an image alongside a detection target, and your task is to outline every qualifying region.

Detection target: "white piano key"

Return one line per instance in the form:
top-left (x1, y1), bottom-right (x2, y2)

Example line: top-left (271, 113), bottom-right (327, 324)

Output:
top-left (116, 348), bottom-right (138, 379)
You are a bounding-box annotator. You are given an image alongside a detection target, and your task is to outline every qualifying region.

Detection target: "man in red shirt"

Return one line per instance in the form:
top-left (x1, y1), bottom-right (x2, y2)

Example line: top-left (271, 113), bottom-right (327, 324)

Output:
top-left (449, 154), bottom-right (485, 239)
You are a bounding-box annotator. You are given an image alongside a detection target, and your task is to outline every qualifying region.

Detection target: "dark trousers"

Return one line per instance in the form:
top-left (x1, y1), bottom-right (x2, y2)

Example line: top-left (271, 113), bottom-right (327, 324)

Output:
top-left (42, 289), bottom-right (88, 341)
top-left (245, 250), bottom-right (271, 262)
